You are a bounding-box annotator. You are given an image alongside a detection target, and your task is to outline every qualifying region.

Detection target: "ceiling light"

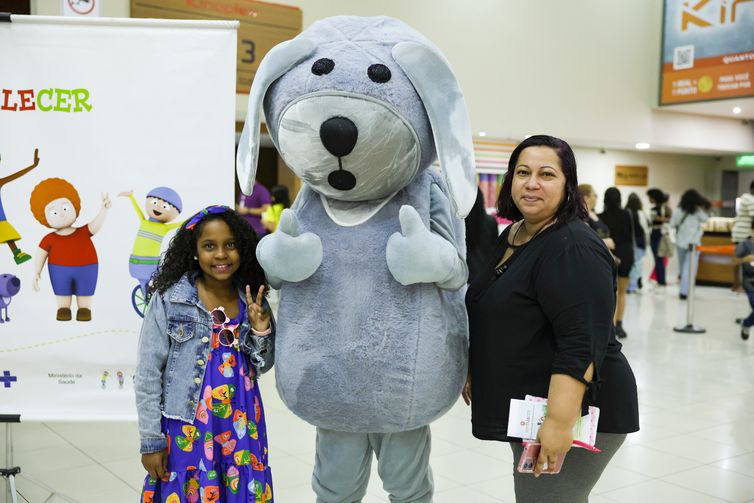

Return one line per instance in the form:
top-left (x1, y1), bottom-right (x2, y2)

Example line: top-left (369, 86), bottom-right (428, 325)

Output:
top-left (635, 142), bottom-right (650, 150)
top-left (733, 107), bottom-right (742, 114)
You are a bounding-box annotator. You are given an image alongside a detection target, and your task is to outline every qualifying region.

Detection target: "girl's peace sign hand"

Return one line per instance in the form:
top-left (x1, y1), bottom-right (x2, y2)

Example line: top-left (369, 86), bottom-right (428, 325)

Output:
top-left (246, 284), bottom-right (271, 333)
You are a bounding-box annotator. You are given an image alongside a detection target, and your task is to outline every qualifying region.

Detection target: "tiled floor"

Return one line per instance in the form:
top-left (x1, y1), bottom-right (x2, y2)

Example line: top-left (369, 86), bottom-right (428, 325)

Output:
top-left (3, 282), bottom-right (754, 502)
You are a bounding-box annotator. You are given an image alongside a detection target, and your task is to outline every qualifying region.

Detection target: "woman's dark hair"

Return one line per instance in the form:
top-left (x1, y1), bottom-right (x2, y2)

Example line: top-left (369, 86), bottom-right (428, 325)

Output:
top-left (679, 189), bottom-right (711, 214)
top-left (496, 135), bottom-right (587, 223)
top-left (626, 193), bottom-right (643, 212)
top-left (149, 209), bottom-right (266, 297)
top-left (271, 184), bottom-right (291, 208)
top-left (602, 187), bottom-right (623, 213)
top-left (646, 188), bottom-right (666, 205)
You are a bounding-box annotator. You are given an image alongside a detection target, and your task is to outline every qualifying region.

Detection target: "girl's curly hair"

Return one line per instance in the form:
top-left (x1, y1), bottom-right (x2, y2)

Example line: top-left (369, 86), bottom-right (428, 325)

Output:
top-left (148, 209), bottom-right (266, 298)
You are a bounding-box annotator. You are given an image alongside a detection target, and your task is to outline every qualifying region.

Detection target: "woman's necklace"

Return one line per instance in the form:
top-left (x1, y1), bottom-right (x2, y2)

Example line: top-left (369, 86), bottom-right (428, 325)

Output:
top-left (495, 219), bottom-right (554, 276)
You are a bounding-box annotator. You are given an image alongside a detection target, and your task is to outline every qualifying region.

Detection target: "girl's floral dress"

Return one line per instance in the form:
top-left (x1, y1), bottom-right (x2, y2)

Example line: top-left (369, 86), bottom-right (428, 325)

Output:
top-left (141, 301), bottom-right (273, 502)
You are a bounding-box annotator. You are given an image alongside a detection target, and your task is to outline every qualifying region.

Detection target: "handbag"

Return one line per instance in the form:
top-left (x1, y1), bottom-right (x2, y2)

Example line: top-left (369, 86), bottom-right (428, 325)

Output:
top-left (658, 232), bottom-right (675, 258)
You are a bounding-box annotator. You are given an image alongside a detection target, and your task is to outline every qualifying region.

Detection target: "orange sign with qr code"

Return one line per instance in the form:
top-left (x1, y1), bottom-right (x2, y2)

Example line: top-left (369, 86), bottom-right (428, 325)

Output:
top-left (615, 165), bottom-right (648, 187)
top-left (660, 0), bottom-right (754, 104)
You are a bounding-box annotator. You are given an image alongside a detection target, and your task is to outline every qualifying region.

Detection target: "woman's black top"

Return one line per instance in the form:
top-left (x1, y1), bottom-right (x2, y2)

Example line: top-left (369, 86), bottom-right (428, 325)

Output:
top-left (599, 209), bottom-right (635, 269)
top-left (650, 204), bottom-right (671, 229)
top-left (466, 219), bottom-right (639, 442)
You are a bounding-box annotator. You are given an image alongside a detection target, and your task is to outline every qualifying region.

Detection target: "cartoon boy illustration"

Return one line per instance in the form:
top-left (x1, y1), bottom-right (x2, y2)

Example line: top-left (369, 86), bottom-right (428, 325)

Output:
top-left (118, 187), bottom-right (182, 296)
top-left (0, 148), bottom-right (40, 264)
top-left (30, 178), bottom-right (111, 321)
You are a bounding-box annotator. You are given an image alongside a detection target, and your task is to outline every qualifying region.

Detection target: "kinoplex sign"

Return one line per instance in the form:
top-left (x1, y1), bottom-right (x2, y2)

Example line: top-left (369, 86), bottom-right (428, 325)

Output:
top-left (1, 88), bottom-right (93, 112)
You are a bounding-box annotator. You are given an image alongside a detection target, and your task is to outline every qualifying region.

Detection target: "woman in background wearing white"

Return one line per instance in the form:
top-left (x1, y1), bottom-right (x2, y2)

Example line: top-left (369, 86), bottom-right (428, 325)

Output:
top-left (671, 189), bottom-right (710, 300)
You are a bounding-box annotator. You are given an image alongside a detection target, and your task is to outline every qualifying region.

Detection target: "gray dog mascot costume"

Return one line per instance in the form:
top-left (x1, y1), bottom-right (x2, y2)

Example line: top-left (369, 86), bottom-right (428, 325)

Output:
top-left (237, 16), bottom-right (476, 503)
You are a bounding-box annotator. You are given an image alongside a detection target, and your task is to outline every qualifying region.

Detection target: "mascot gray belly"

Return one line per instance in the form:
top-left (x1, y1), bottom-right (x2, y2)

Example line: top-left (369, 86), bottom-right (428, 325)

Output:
top-left (275, 174), bottom-right (468, 432)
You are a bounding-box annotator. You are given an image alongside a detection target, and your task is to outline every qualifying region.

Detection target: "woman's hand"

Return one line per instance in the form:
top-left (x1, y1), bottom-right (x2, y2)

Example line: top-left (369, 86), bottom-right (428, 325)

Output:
top-left (246, 284), bottom-right (271, 333)
top-left (462, 372), bottom-right (472, 405)
top-left (141, 449), bottom-right (168, 480)
top-left (534, 417), bottom-right (573, 476)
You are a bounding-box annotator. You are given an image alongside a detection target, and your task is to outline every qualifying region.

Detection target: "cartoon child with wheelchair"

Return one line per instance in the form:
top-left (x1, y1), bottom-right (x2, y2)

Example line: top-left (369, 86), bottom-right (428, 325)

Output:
top-left (118, 187), bottom-right (183, 316)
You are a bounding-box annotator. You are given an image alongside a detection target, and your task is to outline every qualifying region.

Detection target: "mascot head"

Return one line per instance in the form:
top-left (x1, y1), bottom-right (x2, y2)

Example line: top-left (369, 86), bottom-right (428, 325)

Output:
top-left (237, 16), bottom-right (476, 218)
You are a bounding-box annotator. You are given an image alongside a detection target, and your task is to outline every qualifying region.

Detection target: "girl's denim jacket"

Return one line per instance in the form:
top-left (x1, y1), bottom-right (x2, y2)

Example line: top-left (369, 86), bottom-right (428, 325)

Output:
top-left (134, 273), bottom-right (275, 454)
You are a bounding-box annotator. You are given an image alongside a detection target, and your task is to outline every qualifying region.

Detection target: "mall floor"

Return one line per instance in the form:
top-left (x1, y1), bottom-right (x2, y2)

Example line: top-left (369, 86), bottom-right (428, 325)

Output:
top-left (3, 280), bottom-right (754, 503)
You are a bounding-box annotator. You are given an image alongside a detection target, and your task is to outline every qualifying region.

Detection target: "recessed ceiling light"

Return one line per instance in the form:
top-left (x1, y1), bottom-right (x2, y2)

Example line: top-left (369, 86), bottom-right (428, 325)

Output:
top-left (733, 107), bottom-right (742, 114)
top-left (479, 131), bottom-right (487, 137)
top-left (635, 142), bottom-right (650, 150)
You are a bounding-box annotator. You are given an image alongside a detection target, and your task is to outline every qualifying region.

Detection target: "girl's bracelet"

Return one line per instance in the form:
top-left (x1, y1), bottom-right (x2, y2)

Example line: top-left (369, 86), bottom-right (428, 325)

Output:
top-left (251, 326), bottom-right (271, 336)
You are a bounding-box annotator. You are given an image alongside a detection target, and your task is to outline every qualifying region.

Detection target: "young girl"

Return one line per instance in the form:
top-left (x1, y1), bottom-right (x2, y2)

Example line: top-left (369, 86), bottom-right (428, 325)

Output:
top-left (135, 205), bottom-right (274, 503)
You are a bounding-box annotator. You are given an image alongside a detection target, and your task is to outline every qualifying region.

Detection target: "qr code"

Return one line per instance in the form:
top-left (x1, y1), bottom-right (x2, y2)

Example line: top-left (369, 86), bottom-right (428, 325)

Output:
top-left (673, 45), bottom-right (694, 70)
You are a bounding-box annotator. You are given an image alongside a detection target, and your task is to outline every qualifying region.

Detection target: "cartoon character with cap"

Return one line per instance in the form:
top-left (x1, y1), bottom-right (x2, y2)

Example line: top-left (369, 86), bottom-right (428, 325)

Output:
top-left (118, 187), bottom-right (183, 301)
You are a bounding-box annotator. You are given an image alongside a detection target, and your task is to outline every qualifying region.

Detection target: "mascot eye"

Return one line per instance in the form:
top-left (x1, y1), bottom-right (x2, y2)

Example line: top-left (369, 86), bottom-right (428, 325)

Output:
top-left (367, 64), bottom-right (391, 83)
top-left (311, 58), bottom-right (335, 76)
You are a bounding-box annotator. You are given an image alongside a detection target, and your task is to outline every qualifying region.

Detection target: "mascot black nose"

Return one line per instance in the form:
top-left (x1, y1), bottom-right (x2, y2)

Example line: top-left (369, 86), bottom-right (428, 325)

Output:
top-left (10, 277), bottom-right (20, 288)
top-left (320, 116), bottom-right (358, 158)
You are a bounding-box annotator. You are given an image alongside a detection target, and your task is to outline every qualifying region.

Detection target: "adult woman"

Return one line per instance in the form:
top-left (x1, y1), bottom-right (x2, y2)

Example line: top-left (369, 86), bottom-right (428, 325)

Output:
top-left (600, 188), bottom-right (639, 339)
top-left (647, 188), bottom-right (672, 289)
top-left (625, 193), bottom-right (649, 293)
top-left (671, 189), bottom-right (710, 300)
top-left (577, 184), bottom-right (615, 252)
top-left (464, 135), bottom-right (638, 502)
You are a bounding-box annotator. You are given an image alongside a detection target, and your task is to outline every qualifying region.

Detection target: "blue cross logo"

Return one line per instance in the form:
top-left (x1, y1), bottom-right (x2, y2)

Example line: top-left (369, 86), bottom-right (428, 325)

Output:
top-left (0, 370), bottom-right (17, 388)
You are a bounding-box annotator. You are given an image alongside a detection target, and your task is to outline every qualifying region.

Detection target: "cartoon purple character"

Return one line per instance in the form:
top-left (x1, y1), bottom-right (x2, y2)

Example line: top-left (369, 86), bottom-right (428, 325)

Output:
top-left (0, 273), bottom-right (21, 322)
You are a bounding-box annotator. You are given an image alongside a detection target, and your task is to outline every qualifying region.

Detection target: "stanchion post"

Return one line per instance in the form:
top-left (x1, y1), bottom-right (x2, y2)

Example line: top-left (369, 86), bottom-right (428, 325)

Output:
top-left (674, 243), bottom-right (706, 333)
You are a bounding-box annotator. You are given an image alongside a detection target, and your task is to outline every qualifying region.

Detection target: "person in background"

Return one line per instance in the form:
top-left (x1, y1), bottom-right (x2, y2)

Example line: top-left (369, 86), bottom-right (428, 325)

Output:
top-left (465, 187), bottom-right (499, 284)
top-left (578, 184), bottom-right (615, 252)
top-left (236, 180), bottom-right (271, 237)
top-left (600, 188), bottom-right (636, 339)
top-left (261, 184), bottom-right (291, 233)
top-left (625, 193), bottom-right (649, 293)
top-left (731, 180), bottom-right (754, 292)
top-left (647, 188), bottom-right (672, 289)
top-left (465, 135), bottom-right (638, 501)
top-left (734, 222), bottom-right (754, 340)
top-left (671, 189), bottom-right (710, 300)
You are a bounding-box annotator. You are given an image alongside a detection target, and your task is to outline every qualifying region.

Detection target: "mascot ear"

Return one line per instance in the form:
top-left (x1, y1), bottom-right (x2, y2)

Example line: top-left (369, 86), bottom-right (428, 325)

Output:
top-left (392, 42), bottom-right (476, 218)
top-left (236, 37), bottom-right (316, 195)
